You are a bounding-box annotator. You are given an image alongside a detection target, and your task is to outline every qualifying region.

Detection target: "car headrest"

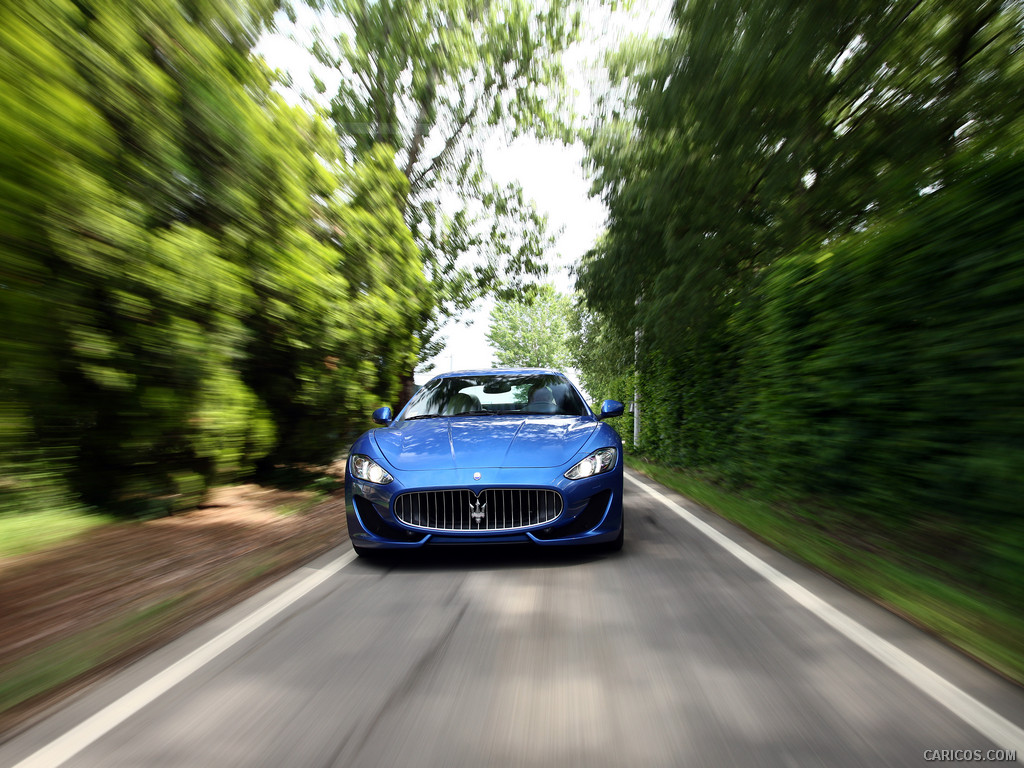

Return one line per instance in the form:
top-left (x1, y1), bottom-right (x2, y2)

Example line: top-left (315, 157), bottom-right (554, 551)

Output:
top-left (445, 392), bottom-right (480, 415)
top-left (528, 387), bottom-right (554, 404)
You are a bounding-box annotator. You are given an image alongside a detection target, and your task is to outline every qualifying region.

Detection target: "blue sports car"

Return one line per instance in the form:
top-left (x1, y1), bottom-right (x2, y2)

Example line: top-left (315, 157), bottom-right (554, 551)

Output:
top-left (345, 368), bottom-right (625, 555)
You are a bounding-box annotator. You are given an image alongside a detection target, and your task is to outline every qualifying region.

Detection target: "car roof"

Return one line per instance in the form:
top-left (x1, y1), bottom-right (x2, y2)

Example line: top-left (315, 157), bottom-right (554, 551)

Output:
top-left (431, 368), bottom-right (563, 378)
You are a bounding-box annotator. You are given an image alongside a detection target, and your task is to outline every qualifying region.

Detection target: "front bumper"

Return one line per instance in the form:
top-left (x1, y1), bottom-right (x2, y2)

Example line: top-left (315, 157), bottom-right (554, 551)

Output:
top-left (345, 465), bottom-right (623, 549)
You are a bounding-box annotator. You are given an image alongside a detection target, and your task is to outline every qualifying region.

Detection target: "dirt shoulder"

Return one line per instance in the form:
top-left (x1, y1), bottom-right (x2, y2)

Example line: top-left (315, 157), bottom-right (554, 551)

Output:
top-left (0, 484), bottom-right (348, 739)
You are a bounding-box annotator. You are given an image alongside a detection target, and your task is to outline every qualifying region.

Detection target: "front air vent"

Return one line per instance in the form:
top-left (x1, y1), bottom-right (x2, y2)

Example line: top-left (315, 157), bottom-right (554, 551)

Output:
top-left (394, 488), bottom-right (562, 531)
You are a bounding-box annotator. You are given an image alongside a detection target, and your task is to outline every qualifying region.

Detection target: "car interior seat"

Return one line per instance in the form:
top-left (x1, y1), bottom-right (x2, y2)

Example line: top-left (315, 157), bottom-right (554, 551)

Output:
top-left (526, 386), bottom-right (558, 414)
top-left (548, 383), bottom-right (570, 412)
top-left (444, 392), bottom-right (481, 415)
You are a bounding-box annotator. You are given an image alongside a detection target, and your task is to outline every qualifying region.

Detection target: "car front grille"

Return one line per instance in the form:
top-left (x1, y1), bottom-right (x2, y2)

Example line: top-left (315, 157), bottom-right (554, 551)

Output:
top-left (394, 488), bottom-right (563, 531)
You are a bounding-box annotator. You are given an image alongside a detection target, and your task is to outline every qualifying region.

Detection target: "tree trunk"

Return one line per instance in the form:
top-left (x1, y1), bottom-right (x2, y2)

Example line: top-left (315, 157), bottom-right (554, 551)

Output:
top-left (396, 369), bottom-right (417, 413)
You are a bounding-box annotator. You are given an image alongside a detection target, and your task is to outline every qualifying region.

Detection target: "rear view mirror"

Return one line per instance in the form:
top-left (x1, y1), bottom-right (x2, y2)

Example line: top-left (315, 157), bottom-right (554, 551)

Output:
top-left (598, 400), bottom-right (624, 420)
top-left (372, 407), bottom-right (392, 425)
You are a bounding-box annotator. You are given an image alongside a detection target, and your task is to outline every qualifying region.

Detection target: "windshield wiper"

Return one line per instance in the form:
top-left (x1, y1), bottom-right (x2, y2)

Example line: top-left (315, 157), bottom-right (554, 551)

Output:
top-left (404, 414), bottom-right (445, 420)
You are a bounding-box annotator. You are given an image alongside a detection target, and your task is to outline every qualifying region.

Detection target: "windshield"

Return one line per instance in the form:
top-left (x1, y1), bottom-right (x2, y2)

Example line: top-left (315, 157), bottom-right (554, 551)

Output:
top-left (402, 373), bottom-right (589, 419)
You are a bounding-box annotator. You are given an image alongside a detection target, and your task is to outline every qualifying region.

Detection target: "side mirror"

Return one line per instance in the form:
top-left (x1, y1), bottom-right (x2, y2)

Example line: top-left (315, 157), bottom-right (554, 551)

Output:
top-left (598, 399), bottom-right (625, 420)
top-left (372, 406), bottom-right (392, 425)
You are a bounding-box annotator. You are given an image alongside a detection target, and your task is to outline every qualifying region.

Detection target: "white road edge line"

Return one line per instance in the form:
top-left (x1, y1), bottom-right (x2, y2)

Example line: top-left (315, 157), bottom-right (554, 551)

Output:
top-left (625, 472), bottom-right (1024, 763)
top-left (13, 549), bottom-right (358, 768)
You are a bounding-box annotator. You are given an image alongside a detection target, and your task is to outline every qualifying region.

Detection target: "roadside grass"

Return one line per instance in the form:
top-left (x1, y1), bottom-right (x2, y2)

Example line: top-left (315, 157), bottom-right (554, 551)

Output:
top-left (0, 466), bottom-right (340, 560)
top-left (0, 595), bottom-right (188, 715)
top-left (254, 462), bottom-right (343, 516)
top-left (0, 510), bottom-right (115, 559)
top-left (627, 456), bottom-right (1024, 686)
top-left (273, 493), bottom-right (326, 517)
top-left (256, 465), bottom-right (342, 495)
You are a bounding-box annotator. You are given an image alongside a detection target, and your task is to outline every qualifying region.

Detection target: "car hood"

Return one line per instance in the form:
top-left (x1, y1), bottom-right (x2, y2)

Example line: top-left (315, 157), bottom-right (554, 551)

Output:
top-left (374, 416), bottom-right (598, 470)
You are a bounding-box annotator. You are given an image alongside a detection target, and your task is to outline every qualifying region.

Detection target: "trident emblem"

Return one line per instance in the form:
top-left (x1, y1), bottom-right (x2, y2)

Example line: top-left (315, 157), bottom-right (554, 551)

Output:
top-left (470, 498), bottom-right (487, 526)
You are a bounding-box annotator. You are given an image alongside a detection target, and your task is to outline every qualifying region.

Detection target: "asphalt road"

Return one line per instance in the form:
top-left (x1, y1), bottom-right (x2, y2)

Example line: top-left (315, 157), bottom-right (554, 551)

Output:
top-left (2, 469), bottom-right (1022, 767)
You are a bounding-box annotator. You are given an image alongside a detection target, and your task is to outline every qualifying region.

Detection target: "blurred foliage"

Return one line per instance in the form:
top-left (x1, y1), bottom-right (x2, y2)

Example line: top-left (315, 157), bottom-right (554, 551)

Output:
top-left (738, 156), bottom-right (1024, 522)
top-left (577, 0), bottom-right (1024, 606)
top-left (571, 299), bottom-right (635, 443)
top-left (301, 0), bottom-right (580, 381)
top-left (486, 285), bottom-right (575, 369)
top-left (582, 0), bottom-right (1024, 341)
top-left (0, 0), bottom-right (426, 517)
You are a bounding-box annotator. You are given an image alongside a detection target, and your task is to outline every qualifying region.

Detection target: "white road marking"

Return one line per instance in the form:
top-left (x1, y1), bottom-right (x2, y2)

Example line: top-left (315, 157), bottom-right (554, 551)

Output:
top-left (13, 549), bottom-right (358, 768)
top-left (625, 472), bottom-right (1024, 763)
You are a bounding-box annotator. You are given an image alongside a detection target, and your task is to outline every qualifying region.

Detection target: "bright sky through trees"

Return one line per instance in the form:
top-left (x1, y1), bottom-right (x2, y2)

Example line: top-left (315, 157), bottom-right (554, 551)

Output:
top-left (257, 1), bottom-right (671, 381)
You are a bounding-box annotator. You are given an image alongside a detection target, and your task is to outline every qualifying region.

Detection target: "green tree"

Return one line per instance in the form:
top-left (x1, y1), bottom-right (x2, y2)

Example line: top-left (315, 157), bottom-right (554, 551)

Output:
top-left (580, 0), bottom-right (1024, 348)
top-left (238, 116), bottom-right (428, 466)
top-left (1, 0), bottom-right (282, 513)
top-left (486, 285), bottom-right (574, 369)
top-left (571, 302), bottom-right (634, 437)
top-left (576, 0), bottom-right (1024, 482)
top-left (301, 0), bottom-right (580, 400)
top-left (0, 0), bottom-right (427, 515)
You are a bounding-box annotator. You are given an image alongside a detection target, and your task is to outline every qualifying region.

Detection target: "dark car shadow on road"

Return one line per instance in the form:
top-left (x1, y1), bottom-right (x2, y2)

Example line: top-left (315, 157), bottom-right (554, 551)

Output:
top-left (351, 544), bottom-right (623, 572)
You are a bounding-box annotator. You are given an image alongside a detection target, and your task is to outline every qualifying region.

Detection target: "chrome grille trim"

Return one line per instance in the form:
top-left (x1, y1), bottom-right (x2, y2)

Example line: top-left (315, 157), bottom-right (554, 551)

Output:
top-left (394, 488), bottom-right (563, 531)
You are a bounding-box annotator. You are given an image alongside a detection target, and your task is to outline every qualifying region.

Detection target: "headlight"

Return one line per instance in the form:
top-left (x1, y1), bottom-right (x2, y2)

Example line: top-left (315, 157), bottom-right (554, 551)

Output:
top-left (564, 447), bottom-right (617, 480)
top-left (350, 454), bottom-right (393, 484)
